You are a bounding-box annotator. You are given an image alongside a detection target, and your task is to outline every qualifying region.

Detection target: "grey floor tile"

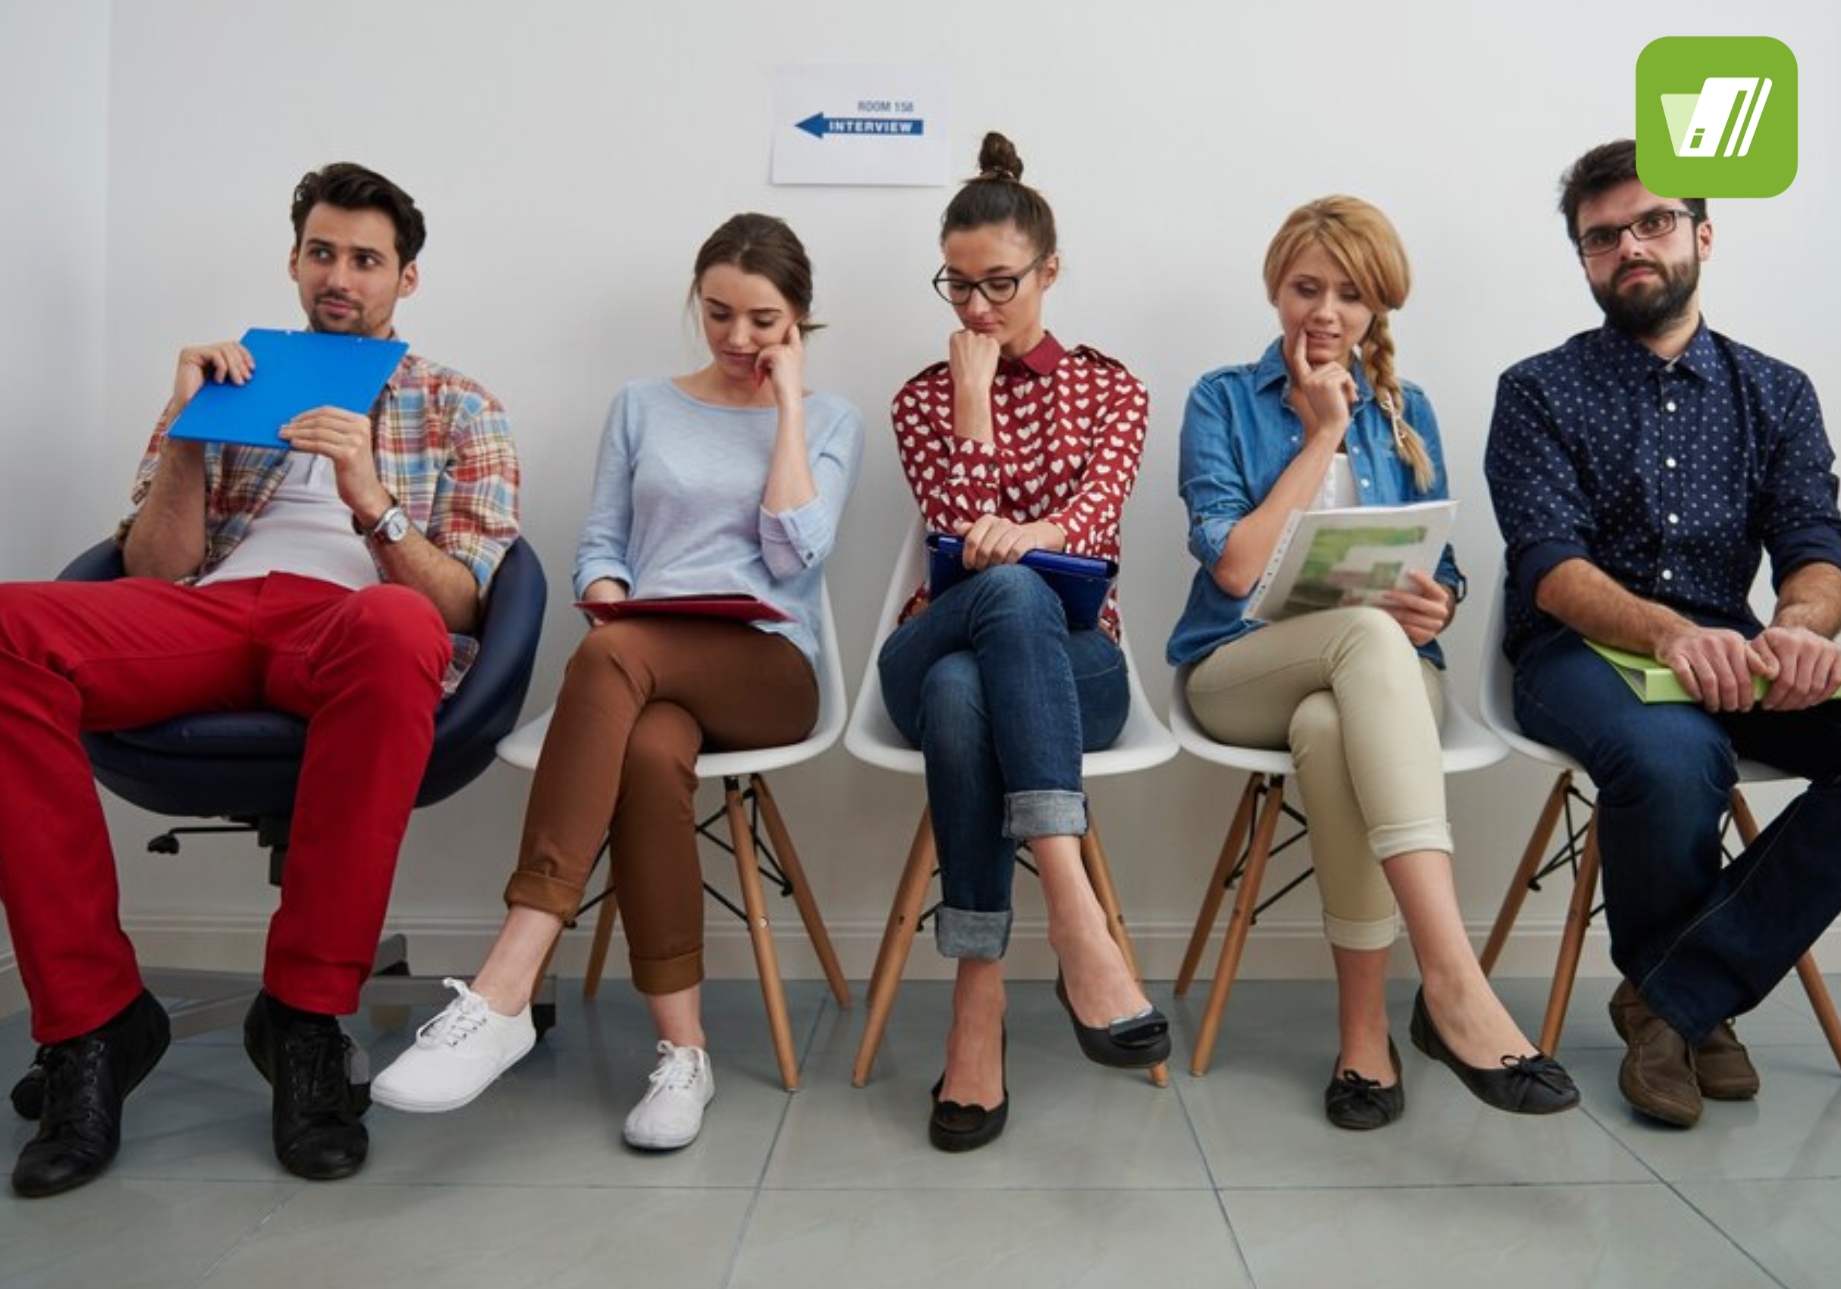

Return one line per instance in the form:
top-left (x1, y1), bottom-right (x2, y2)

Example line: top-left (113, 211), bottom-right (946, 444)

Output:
top-left (195, 1184), bottom-right (751, 1289)
top-left (1676, 1178), bottom-right (1841, 1289)
top-left (0, 1177), bottom-right (296, 1289)
top-left (1175, 988), bottom-right (1646, 1189)
top-left (732, 1188), bottom-right (1249, 1289)
top-left (355, 981), bottom-right (824, 1189)
top-left (765, 982), bottom-right (1207, 1190)
top-left (1221, 1182), bottom-right (1777, 1289)
top-left (1569, 1045), bottom-right (1841, 1181)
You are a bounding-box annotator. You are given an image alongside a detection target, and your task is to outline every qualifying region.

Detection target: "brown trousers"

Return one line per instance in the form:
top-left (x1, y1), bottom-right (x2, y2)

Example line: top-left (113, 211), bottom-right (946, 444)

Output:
top-left (506, 618), bottom-right (817, 993)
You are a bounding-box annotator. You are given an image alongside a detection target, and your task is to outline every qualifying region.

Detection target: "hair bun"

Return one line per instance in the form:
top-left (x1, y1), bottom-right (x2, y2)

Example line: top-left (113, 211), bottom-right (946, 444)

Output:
top-left (976, 131), bottom-right (1024, 182)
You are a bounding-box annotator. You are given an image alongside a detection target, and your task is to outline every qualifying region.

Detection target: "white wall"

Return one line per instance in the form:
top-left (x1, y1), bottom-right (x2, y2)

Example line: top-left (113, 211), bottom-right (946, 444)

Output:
top-left (0, 0), bottom-right (112, 1011)
top-left (3, 0), bottom-right (1838, 998)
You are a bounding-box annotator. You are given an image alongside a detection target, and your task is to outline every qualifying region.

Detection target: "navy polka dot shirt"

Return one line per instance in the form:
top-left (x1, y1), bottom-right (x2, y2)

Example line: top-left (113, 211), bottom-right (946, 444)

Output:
top-left (1486, 320), bottom-right (1841, 660)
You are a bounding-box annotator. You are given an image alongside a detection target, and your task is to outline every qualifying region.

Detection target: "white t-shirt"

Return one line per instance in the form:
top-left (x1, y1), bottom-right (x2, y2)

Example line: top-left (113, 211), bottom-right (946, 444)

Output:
top-left (1311, 452), bottom-right (1359, 512)
top-left (197, 452), bottom-right (381, 590)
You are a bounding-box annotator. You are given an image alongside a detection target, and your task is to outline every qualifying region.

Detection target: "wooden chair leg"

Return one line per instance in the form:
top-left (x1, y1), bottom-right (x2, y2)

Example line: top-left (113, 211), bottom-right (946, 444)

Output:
top-left (751, 774), bottom-right (851, 1008)
top-left (1729, 787), bottom-right (1841, 1071)
top-left (1539, 813), bottom-right (1601, 1055)
top-left (852, 810), bottom-right (937, 1088)
top-left (1793, 955), bottom-right (1841, 1072)
top-left (1176, 775), bottom-right (1261, 997)
top-left (1191, 776), bottom-right (1287, 1077)
top-left (1080, 819), bottom-right (1167, 1088)
top-left (1481, 770), bottom-right (1573, 976)
top-left (582, 865), bottom-right (620, 1001)
top-left (725, 778), bottom-right (799, 1091)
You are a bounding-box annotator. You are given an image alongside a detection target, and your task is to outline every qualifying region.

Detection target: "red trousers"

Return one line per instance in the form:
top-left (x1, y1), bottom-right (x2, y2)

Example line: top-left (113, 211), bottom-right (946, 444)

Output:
top-left (0, 573), bottom-right (451, 1043)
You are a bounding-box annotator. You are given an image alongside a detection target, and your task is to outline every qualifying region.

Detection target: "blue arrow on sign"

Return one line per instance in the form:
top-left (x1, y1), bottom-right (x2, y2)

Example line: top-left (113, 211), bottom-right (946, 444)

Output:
top-left (796, 112), bottom-right (926, 139)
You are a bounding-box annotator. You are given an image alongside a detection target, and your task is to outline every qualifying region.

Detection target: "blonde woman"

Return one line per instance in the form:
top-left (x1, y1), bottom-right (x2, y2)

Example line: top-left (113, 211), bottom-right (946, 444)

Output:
top-left (1168, 197), bottom-right (1577, 1127)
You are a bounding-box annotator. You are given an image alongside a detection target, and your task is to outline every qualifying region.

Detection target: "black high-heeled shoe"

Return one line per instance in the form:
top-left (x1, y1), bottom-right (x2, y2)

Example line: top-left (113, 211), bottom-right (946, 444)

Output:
top-left (1054, 973), bottom-right (1170, 1069)
top-left (930, 1028), bottom-right (1007, 1153)
top-left (1409, 988), bottom-right (1579, 1115)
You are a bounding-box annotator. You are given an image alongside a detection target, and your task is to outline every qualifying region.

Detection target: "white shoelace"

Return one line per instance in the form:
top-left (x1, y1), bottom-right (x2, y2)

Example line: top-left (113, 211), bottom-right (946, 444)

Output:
top-left (643, 1041), bottom-right (704, 1097)
top-left (416, 978), bottom-right (492, 1050)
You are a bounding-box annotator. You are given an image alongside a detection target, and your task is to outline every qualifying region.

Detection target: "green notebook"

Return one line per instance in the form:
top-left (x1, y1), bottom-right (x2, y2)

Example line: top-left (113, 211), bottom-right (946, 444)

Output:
top-left (1586, 639), bottom-right (1839, 703)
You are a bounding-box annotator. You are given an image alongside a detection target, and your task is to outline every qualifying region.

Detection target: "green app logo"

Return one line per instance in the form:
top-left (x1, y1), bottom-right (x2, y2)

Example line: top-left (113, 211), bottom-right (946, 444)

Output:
top-left (1636, 36), bottom-right (1796, 198)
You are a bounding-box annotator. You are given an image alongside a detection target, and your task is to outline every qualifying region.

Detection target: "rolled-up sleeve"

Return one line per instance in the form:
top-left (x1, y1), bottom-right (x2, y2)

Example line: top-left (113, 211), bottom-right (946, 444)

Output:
top-left (1484, 369), bottom-right (1594, 618)
top-left (1178, 375), bottom-right (1254, 569)
top-left (1757, 373), bottom-right (1841, 588)
top-left (573, 394), bottom-right (637, 598)
top-left (429, 390), bottom-right (521, 595)
top-left (760, 401), bottom-right (865, 580)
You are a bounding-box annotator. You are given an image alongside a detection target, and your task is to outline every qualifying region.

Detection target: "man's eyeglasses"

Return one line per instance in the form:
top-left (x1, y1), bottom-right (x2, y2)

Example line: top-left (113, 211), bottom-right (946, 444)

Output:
top-left (1576, 208), bottom-right (1700, 258)
top-left (932, 254), bottom-right (1048, 305)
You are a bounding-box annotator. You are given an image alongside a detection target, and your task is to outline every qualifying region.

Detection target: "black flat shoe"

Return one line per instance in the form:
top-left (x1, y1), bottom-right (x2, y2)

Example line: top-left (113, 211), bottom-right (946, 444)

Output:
top-left (1054, 972), bottom-right (1170, 1069)
top-left (12, 990), bottom-right (170, 1198)
top-left (929, 1028), bottom-right (1007, 1152)
top-left (244, 992), bottom-right (370, 1181)
top-left (1325, 1039), bottom-right (1405, 1131)
top-left (1409, 988), bottom-right (1579, 1116)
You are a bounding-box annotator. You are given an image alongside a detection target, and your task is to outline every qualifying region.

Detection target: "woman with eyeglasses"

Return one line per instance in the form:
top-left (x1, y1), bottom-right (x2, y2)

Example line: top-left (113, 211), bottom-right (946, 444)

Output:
top-left (877, 132), bottom-right (1162, 1153)
top-left (370, 214), bottom-right (861, 1151)
top-left (1168, 196), bottom-right (1578, 1128)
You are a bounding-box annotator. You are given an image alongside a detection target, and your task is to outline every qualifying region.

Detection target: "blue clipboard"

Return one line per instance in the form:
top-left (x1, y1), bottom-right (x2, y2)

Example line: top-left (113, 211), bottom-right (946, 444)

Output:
top-left (167, 328), bottom-right (408, 449)
top-left (926, 533), bottom-right (1117, 631)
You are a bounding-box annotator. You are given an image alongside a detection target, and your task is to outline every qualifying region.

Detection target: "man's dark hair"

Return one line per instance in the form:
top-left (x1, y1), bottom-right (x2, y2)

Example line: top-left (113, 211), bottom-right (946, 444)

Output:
top-left (1558, 139), bottom-right (1707, 244)
top-left (290, 163), bottom-right (427, 266)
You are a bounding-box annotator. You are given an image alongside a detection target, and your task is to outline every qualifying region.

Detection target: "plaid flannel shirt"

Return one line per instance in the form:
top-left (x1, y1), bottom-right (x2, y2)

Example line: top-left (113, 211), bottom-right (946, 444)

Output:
top-left (117, 350), bottom-right (521, 691)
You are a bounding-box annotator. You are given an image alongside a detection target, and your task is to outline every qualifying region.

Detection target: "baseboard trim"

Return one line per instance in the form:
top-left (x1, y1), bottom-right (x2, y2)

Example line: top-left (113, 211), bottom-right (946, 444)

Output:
top-left (6, 917), bottom-right (1836, 1024)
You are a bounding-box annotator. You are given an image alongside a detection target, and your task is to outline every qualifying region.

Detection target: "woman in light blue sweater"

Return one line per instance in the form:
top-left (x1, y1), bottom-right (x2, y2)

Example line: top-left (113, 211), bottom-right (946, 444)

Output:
top-left (372, 214), bottom-right (862, 1150)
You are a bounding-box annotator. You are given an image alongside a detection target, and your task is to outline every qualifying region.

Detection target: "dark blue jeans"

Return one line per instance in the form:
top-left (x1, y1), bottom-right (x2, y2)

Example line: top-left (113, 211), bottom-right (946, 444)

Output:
top-left (1513, 626), bottom-right (1841, 1043)
top-left (879, 564), bottom-right (1129, 960)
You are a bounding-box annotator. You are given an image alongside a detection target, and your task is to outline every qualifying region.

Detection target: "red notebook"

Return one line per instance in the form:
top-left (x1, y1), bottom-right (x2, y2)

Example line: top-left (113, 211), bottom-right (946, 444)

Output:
top-left (575, 593), bottom-right (792, 624)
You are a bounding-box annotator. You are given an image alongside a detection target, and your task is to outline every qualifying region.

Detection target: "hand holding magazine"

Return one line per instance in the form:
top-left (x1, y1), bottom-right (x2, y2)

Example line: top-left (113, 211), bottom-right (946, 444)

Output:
top-left (1243, 500), bottom-right (1457, 622)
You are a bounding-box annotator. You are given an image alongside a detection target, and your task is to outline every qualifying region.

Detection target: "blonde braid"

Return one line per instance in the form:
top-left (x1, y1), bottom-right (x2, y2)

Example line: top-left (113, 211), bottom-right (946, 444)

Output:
top-left (1362, 313), bottom-right (1436, 493)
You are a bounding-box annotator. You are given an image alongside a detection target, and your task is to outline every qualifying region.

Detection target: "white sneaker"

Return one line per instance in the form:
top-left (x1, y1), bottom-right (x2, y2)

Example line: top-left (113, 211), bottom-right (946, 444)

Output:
top-left (622, 1041), bottom-right (714, 1150)
top-left (370, 978), bottom-right (536, 1113)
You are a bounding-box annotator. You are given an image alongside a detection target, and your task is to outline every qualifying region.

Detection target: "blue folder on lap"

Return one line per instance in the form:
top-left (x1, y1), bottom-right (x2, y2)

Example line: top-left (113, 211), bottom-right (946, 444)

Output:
top-left (167, 328), bottom-right (409, 448)
top-left (925, 532), bottom-right (1117, 631)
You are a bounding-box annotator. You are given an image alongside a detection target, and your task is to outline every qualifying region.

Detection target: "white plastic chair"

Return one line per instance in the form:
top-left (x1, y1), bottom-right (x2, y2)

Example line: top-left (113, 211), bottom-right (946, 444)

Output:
top-left (495, 584), bottom-right (851, 1091)
top-left (1169, 649), bottom-right (1508, 1076)
top-left (1476, 575), bottom-right (1841, 1064)
top-left (844, 520), bottom-right (1178, 1087)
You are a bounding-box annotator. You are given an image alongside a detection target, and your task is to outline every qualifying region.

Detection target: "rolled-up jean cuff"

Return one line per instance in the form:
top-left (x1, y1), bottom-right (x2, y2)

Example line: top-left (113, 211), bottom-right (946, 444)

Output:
top-left (503, 871), bottom-right (586, 921)
top-left (631, 948), bottom-right (704, 997)
top-left (1369, 821), bottom-right (1453, 861)
top-left (1323, 910), bottom-right (1400, 951)
top-left (1003, 789), bottom-right (1088, 840)
top-left (935, 907), bottom-right (1013, 959)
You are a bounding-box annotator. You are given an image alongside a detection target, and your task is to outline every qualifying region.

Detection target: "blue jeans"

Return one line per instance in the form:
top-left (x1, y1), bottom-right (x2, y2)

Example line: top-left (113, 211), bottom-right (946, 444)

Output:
top-left (879, 564), bottom-right (1129, 960)
top-left (1513, 626), bottom-right (1841, 1044)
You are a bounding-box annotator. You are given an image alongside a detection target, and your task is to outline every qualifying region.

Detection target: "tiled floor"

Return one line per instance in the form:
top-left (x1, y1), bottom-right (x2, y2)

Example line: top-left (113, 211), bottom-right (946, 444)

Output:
top-left (4, 975), bottom-right (1841, 1289)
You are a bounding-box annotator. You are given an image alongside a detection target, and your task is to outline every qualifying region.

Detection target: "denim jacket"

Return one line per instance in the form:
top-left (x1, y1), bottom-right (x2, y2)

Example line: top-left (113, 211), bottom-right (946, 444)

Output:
top-left (1166, 337), bottom-right (1463, 669)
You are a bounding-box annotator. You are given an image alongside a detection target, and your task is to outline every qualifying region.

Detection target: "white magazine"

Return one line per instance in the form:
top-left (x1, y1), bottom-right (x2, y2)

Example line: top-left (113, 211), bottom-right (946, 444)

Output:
top-left (1243, 500), bottom-right (1457, 622)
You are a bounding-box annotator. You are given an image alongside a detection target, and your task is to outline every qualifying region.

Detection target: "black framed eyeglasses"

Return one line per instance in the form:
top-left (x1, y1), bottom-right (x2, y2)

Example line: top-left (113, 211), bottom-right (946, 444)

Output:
top-left (1576, 208), bottom-right (1700, 258)
top-left (931, 254), bottom-right (1048, 305)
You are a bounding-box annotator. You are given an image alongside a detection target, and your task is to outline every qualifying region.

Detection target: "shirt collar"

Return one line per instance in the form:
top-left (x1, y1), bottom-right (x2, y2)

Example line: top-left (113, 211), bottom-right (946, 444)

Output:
top-left (371, 332), bottom-right (410, 393)
top-left (1001, 331), bottom-right (1065, 378)
top-left (1594, 316), bottom-right (1717, 382)
top-left (1252, 336), bottom-right (1374, 403)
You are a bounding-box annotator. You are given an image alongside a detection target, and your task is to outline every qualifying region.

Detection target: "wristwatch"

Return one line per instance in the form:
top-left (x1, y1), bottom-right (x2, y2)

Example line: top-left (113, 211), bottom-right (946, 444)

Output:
top-left (367, 505), bottom-right (413, 545)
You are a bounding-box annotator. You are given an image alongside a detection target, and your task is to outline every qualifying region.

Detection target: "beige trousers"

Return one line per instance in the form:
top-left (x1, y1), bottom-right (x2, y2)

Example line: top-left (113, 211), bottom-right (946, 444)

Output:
top-left (1186, 607), bottom-right (1450, 950)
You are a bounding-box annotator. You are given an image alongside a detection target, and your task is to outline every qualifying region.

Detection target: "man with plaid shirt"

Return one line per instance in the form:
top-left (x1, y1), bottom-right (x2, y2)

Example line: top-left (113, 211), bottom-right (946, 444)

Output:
top-left (0, 162), bottom-right (520, 1196)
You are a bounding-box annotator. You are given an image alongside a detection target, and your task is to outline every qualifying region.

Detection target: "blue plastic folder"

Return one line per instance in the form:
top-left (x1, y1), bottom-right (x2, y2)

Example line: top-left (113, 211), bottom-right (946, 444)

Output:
top-left (167, 329), bottom-right (409, 448)
top-left (926, 533), bottom-right (1117, 631)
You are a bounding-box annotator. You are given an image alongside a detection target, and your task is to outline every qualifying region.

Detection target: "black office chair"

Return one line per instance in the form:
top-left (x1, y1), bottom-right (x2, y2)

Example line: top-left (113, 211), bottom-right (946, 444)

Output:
top-left (10, 536), bottom-right (550, 1119)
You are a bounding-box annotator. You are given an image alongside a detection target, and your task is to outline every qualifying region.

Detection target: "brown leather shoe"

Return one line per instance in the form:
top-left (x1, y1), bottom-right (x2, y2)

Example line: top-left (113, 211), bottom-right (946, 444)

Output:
top-left (1693, 1019), bottom-right (1760, 1100)
top-left (1608, 981), bottom-right (1701, 1127)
